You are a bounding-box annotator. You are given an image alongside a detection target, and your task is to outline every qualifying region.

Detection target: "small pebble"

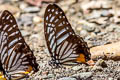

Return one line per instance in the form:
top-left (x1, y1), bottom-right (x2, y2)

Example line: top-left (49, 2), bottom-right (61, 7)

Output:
top-left (85, 35), bottom-right (93, 41)
top-left (108, 78), bottom-right (114, 80)
top-left (72, 72), bottom-right (92, 78)
top-left (33, 16), bottom-right (42, 23)
top-left (47, 74), bottom-right (55, 78)
top-left (23, 6), bottom-right (40, 13)
top-left (19, 2), bottom-right (28, 10)
top-left (76, 26), bottom-right (82, 31)
top-left (83, 25), bottom-right (95, 32)
top-left (106, 25), bottom-right (116, 32)
top-left (92, 66), bottom-right (103, 71)
top-left (21, 30), bottom-right (30, 36)
top-left (97, 31), bottom-right (107, 36)
top-left (72, 66), bottom-right (82, 71)
top-left (95, 59), bottom-right (107, 68)
top-left (94, 27), bottom-right (101, 34)
top-left (69, 8), bottom-right (76, 14)
top-left (58, 77), bottom-right (76, 80)
top-left (80, 30), bottom-right (88, 37)
top-left (101, 10), bottom-right (113, 17)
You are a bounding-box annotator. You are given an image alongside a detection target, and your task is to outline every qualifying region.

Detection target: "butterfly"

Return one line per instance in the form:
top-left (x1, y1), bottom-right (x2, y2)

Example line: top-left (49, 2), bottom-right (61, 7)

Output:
top-left (44, 4), bottom-right (91, 66)
top-left (0, 10), bottom-right (38, 80)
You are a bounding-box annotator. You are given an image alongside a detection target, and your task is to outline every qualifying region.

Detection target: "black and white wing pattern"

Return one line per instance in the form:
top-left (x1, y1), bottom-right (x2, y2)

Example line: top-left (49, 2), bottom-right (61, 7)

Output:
top-left (44, 4), bottom-right (91, 66)
top-left (0, 10), bottom-right (38, 80)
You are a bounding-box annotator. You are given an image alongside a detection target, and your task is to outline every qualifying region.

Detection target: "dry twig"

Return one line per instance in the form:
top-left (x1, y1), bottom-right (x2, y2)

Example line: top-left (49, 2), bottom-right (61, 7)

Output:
top-left (90, 41), bottom-right (120, 60)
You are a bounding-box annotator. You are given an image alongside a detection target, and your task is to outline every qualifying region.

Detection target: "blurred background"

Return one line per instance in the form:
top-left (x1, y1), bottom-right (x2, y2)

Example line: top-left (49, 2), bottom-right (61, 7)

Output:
top-left (1, 0), bottom-right (120, 79)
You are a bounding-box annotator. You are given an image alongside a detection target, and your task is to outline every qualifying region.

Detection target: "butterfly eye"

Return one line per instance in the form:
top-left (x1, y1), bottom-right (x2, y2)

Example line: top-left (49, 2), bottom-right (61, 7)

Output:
top-left (44, 4), bottom-right (91, 66)
top-left (0, 10), bottom-right (38, 79)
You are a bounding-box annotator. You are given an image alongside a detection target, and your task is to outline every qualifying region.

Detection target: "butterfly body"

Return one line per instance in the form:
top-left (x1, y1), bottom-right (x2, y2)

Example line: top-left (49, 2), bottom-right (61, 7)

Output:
top-left (0, 10), bottom-right (38, 80)
top-left (44, 4), bottom-right (91, 66)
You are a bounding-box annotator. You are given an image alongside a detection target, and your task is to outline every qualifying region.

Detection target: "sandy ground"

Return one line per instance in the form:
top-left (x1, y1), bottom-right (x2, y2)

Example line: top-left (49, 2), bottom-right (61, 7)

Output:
top-left (1, 0), bottom-right (120, 80)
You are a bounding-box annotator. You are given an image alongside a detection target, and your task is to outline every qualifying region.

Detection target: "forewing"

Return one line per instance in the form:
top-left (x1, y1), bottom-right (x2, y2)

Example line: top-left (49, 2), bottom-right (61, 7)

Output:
top-left (44, 4), bottom-right (91, 65)
top-left (44, 4), bottom-right (75, 58)
top-left (0, 10), bottom-right (38, 79)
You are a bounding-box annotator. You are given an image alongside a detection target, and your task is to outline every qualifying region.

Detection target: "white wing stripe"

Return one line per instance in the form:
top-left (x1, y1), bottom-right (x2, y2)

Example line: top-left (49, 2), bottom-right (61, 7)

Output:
top-left (58, 23), bottom-right (63, 27)
top-left (8, 50), bottom-right (16, 67)
top-left (61, 49), bottom-right (73, 59)
top-left (9, 32), bottom-right (16, 37)
top-left (56, 44), bottom-right (62, 55)
top-left (60, 57), bottom-right (76, 63)
top-left (52, 43), bottom-right (56, 53)
top-left (10, 59), bottom-right (21, 71)
top-left (56, 28), bottom-right (66, 38)
top-left (47, 27), bottom-right (50, 33)
top-left (3, 24), bottom-right (9, 30)
top-left (50, 16), bottom-right (55, 22)
top-left (48, 31), bottom-right (54, 41)
top-left (64, 43), bottom-right (72, 54)
top-left (12, 52), bottom-right (21, 66)
top-left (69, 54), bottom-right (79, 58)
top-left (8, 27), bottom-right (13, 31)
top-left (57, 33), bottom-right (69, 45)
top-left (59, 41), bottom-right (68, 58)
top-left (50, 36), bottom-right (55, 48)
top-left (49, 14), bottom-right (52, 17)
top-left (8, 48), bottom-right (14, 56)
top-left (2, 53), bottom-right (7, 64)
top-left (54, 19), bottom-right (59, 23)
top-left (10, 20), bottom-right (13, 23)
top-left (46, 16), bottom-right (48, 21)
top-left (1, 47), bottom-right (7, 60)
top-left (6, 15), bottom-right (10, 20)
top-left (8, 38), bottom-right (18, 47)
top-left (0, 40), bottom-right (6, 55)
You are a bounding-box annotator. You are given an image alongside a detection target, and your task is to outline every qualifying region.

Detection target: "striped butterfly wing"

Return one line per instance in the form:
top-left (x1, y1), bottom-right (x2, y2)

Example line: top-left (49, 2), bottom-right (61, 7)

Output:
top-left (0, 10), bottom-right (38, 79)
top-left (44, 4), bottom-right (91, 65)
